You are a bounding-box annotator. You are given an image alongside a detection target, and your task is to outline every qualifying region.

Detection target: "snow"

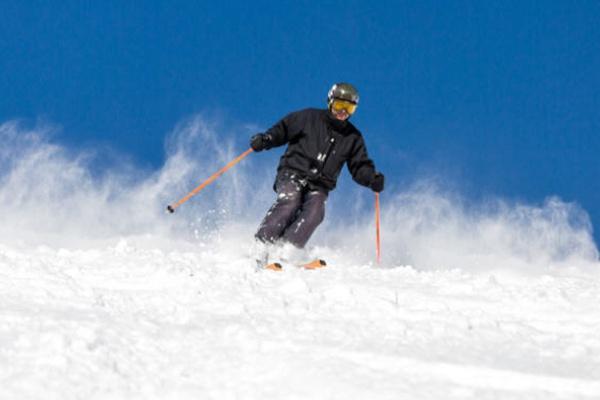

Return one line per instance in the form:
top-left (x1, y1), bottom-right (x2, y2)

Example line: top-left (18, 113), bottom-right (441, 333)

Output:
top-left (1, 119), bottom-right (599, 399)
top-left (2, 241), bottom-right (599, 399)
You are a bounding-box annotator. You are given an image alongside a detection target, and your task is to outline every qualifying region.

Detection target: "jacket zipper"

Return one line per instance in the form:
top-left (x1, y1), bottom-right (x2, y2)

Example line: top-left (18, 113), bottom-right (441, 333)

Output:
top-left (315, 134), bottom-right (336, 175)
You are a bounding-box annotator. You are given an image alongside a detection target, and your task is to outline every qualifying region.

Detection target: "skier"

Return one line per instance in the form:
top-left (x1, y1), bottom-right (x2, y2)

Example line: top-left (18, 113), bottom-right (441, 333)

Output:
top-left (250, 83), bottom-right (384, 267)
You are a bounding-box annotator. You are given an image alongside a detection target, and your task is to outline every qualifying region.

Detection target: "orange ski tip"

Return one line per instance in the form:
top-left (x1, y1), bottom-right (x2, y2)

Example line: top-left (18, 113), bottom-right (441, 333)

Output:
top-left (302, 259), bottom-right (327, 270)
top-left (265, 262), bottom-right (283, 271)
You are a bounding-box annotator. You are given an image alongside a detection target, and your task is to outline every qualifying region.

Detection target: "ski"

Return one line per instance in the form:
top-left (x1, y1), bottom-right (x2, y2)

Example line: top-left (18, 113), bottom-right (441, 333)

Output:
top-left (264, 262), bottom-right (283, 271)
top-left (301, 259), bottom-right (327, 270)
top-left (263, 259), bottom-right (327, 271)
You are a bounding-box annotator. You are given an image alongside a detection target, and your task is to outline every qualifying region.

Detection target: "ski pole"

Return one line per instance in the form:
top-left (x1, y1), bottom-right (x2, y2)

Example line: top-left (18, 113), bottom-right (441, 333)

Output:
top-left (375, 192), bottom-right (381, 264)
top-left (166, 148), bottom-right (254, 213)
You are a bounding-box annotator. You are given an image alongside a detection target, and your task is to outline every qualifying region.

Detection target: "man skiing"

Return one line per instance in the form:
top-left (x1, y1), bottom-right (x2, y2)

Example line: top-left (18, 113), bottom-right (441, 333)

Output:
top-left (250, 83), bottom-right (384, 267)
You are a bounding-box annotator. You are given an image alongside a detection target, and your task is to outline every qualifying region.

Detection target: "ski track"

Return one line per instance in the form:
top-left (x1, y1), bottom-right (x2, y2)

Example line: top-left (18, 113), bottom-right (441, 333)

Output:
top-left (1, 241), bottom-right (599, 400)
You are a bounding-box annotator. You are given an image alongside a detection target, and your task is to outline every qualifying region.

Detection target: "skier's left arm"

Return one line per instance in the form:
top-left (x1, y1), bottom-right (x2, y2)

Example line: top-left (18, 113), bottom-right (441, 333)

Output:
top-left (347, 136), bottom-right (385, 192)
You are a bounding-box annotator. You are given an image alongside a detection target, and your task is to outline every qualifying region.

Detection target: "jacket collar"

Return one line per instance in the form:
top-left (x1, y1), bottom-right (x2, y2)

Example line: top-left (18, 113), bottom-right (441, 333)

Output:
top-left (323, 109), bottom-right (351, 134)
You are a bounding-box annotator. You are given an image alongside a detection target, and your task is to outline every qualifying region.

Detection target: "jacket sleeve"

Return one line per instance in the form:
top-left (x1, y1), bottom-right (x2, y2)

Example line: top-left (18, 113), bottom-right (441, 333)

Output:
top-left (263, 110), bottom-right (304, 148)
top-left (347, 135), bottom-right (377, 187)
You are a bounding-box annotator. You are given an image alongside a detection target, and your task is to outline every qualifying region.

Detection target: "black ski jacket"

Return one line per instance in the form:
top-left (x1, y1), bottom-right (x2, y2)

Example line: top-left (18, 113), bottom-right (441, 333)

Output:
top-left (262, 108), bottom-right (377, 192)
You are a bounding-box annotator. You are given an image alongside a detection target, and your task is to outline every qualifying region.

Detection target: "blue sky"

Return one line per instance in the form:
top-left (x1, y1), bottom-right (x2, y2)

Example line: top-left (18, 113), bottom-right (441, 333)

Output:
top-left (2, 1), bottom-right (599, 242)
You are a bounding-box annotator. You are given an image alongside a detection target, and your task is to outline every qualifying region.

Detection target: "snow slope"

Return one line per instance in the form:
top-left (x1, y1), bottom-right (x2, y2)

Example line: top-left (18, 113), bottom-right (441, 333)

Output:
top-left (2, 239), bottom-right (599, 400)
top-left (1, 119), bottom-right (599, 399)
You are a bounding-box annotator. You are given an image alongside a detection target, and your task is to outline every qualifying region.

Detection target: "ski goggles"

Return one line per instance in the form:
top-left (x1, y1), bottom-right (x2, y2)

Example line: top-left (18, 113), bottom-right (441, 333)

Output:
top-left (330, 99), bottom-right (358, 115)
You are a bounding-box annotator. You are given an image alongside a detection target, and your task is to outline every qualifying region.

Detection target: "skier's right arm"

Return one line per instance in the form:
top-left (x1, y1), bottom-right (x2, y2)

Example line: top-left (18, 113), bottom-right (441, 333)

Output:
top-left (250, 111), bottom-right (303, 152)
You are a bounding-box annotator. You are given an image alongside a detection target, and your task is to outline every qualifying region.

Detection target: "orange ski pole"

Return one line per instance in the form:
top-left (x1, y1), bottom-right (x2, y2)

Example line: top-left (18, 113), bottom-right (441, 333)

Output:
top-left (375, 192), bottom-right (381, 264)
top-left (166, 148), bottom-right (254, 213)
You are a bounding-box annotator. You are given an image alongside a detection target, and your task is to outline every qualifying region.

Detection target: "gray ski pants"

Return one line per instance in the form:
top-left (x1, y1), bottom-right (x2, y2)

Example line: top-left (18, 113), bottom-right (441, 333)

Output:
top-left (255, 174), bottom-right (327, 248)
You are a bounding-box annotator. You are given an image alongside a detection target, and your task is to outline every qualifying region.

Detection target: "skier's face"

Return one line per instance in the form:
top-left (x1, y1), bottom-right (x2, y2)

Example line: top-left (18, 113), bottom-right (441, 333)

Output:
top-left (329, 98), bottom-right (357, 120)
top-left (331, 108), bottom-right (350, 120)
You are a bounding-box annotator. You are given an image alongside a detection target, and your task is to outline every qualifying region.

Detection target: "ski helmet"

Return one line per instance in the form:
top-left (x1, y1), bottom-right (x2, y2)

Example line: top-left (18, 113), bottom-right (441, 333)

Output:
top-left (327, 83), bottom-right (359, 107)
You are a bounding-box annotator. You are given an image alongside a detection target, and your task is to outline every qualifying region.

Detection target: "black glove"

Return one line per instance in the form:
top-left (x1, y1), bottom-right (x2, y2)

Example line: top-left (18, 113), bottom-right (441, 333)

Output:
top-left (370, 172), bottom-right (385, 193)
top-left (250, 133), bottom-right (271, 152)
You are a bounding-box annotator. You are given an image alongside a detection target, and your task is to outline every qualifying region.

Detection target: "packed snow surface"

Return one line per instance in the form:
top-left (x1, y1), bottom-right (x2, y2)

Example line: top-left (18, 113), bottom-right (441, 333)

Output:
top-left (1, 119), bottom-right (599, 399)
